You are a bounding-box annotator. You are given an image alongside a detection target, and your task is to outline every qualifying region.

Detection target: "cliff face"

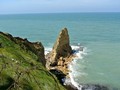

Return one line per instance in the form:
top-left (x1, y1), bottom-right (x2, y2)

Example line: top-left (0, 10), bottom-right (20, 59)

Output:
top-left (47, 28), bottom-right (72, 67)
top-left (0, 32), bottom-right (66, 90)
top-left (15, 37), bottom-right (46, 66)
top-left (0, 32), bottom-right (45, 66)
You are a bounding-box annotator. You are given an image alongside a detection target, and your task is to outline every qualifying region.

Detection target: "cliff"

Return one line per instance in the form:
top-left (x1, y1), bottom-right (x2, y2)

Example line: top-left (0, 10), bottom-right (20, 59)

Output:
top-left (0, 32), bottom-right (45, 66)
top-left (0, 32), bottom-right (66, 90)
top-left (14, 37), bottom-right (46, 66)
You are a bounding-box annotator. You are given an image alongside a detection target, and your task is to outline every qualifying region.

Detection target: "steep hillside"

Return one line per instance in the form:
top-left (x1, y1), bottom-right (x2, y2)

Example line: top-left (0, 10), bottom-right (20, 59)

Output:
top-left (0, 32), bottom-right (66, 90)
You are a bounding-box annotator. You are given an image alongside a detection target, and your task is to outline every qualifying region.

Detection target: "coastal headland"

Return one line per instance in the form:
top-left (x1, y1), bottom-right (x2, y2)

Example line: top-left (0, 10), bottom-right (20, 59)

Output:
top-left (0, 28), bottom-right (111, 90)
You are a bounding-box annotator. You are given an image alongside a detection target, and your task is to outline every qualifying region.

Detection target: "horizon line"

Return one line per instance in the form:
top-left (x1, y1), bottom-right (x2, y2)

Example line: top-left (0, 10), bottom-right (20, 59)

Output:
top-left (0, 11), bottom-right (120, 15)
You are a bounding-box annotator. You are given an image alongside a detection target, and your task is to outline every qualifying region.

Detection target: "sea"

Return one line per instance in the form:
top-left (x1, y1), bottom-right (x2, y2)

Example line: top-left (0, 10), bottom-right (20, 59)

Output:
top-left (0, 13), bottom-right (120, 90)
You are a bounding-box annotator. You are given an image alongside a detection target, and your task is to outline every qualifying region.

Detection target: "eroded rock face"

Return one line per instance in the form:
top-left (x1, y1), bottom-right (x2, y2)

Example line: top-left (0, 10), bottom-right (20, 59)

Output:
top-left (33, 42), bottom-right (45, 66)
top-left (46, 28), bottom-right (72, 67)
top-left (15, 37), bottom-right (46, 66)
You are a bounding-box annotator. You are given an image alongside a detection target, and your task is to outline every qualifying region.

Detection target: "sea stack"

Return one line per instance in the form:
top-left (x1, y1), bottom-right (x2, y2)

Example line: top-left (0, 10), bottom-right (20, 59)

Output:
top-left (46, 28), bottom-right (72, 75)
top-left (46, 28), bottom-right (72, 71)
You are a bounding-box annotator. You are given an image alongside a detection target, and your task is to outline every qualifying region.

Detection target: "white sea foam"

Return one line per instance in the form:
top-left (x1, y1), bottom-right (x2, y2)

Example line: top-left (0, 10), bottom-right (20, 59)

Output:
top-left (67, 44), bottom-right (88, 90)
top-left (68, 62), bottom-right (83, 90)
top-left (45, 47), bottom-right (52, 55)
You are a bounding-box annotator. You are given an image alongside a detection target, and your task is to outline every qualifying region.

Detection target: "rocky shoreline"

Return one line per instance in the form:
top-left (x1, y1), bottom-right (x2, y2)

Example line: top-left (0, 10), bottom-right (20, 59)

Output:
top-left (0, 29), bottom-right (116, 90)
top-left (45, 28), bottom-right (112, 90)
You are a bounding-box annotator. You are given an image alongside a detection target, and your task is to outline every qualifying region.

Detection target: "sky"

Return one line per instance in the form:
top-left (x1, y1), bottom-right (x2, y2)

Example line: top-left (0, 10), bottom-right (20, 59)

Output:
top-left (0, 0), bottom-right (120, 14)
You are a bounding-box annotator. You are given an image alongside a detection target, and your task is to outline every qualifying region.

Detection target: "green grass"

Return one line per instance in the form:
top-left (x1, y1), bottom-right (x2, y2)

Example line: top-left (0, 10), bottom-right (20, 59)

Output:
top-left (0, 33), bottom-right (66, 90)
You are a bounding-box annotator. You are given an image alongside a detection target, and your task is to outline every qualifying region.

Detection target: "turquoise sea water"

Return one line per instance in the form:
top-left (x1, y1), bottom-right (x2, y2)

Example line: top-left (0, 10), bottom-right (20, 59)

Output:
top-left (0, 13), bottom-right (120, 89)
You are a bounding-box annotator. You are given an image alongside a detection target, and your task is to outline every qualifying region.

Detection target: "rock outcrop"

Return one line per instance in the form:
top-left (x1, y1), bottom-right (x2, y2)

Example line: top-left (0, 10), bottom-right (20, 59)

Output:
top-left (46, 28), bottom-right (72, 67)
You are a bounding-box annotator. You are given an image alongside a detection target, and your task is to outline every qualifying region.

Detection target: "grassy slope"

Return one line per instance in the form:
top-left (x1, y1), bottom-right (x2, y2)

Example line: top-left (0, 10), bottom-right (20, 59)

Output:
top-left (0, 33), bottom-right (66, 90)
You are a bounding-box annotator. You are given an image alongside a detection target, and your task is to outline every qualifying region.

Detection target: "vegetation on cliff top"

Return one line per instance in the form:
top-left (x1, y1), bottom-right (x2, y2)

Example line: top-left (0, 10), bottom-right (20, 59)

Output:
top-left (0, 32), bottom-right (66, 90)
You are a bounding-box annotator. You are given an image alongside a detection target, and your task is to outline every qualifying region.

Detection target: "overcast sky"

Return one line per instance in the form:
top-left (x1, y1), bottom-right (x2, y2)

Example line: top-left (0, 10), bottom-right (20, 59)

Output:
top-left (0, 0), bottom-right (120, 14)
